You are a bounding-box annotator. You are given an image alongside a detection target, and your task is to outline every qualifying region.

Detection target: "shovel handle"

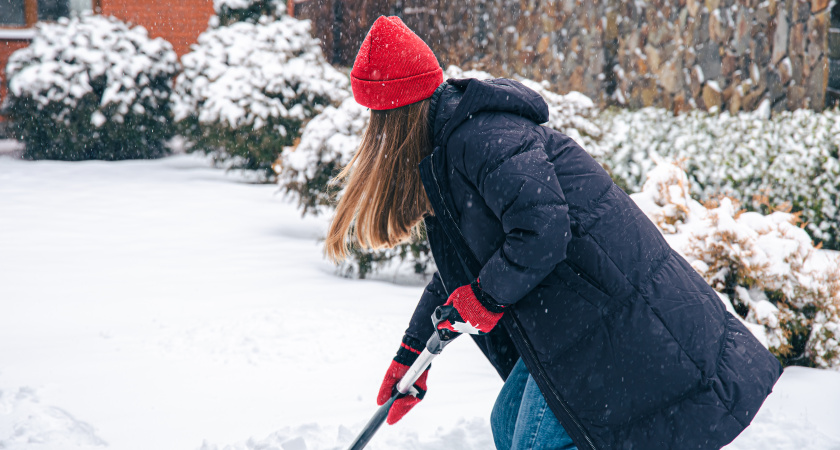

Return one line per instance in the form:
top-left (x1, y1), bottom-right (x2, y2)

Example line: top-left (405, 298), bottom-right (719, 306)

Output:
top-left (347, 307), bottom-right (459, 449)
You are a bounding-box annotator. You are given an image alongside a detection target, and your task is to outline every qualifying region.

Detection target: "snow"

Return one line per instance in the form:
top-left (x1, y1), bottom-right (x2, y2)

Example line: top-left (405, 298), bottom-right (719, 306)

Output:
top-left (1, 154), bottom-right (839, 449)
top-left (0, 154), bottom-right (495, 450)
top-left (0, 140), bottom-right (25, 157)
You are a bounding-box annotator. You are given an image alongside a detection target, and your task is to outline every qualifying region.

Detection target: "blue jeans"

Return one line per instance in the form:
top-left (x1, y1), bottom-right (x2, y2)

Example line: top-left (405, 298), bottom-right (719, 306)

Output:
top-left (490, 359), bottom-right (578, 450)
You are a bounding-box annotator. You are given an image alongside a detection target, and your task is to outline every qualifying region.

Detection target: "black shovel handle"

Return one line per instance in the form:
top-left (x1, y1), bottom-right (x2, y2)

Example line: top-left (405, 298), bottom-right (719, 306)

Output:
top-left (347, 306), bottom-right (459, 450)
top-left (346, 393), bottom-right (399, 450)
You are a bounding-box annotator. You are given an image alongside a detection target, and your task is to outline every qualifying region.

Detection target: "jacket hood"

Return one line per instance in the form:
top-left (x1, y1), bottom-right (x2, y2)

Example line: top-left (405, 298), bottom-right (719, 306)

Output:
top-left (427, 77), bottom-right (549, 146)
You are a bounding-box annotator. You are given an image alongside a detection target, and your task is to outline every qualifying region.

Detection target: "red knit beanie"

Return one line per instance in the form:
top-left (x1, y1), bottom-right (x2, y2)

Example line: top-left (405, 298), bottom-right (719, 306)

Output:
top-left (351, 16), bottom-right (443, 110)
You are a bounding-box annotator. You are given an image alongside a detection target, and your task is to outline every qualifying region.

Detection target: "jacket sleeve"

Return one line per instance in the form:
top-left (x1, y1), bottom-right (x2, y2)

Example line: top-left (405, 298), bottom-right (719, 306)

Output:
top-left (458, 128), bottom-right (572, 305)
top-left (404, 271), bottom-right (448, 344)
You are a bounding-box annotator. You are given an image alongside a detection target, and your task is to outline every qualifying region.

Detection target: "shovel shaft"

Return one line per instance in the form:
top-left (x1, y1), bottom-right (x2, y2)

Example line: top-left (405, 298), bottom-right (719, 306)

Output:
top-left (347, 395), bottom-right (397, 450)
top-left (347, 346), bottom-right (437, 450)
top-left (347, 307), bottom-right (457, 450)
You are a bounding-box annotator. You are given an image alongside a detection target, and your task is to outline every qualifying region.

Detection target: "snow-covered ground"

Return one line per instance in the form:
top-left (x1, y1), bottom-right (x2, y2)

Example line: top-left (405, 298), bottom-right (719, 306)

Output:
top-left (1, 154), bottom-right (838, 450)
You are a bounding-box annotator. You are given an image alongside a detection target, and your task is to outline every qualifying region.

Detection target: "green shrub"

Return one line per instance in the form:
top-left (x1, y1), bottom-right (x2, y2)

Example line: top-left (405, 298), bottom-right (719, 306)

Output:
top-left (173, 12), bottom-right (349, 181)
top-left (3, 14), bottom-right (179, 160)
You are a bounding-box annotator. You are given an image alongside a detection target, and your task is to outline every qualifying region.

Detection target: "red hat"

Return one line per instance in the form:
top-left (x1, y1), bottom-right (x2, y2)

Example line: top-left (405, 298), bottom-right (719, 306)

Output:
top-left (351, 16), bottom-right (443, 110)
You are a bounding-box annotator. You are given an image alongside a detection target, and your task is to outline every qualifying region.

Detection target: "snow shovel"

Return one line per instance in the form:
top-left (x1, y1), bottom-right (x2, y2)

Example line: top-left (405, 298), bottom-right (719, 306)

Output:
top-left (347, 305), bottom-right (461, 450)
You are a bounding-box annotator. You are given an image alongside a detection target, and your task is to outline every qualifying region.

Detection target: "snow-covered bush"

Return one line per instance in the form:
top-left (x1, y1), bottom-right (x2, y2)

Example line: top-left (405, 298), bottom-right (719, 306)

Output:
top-left (2, 14), bottom-right (179, 160)
top-left (516, 79), bottom-right (601, 147)
top-left (627, 157), bottom-right (693, 234)
top-left (280, 97), bottom-right (368, 215)
top-left (631, 161), bottom-right (840, 369)
top-left (173, 13), bottom-right (349, 181)
top-left (342, 231), bottom-right (435, 280)
top-left (278, 97), bottom-right (432, 278)
top-left (592, 107), bottom-right (840, 249)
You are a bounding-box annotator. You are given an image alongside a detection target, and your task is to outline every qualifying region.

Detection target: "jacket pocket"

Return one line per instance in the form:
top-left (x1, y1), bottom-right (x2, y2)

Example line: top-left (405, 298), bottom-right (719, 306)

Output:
top-left (555, 261), bottom-right (612, 308)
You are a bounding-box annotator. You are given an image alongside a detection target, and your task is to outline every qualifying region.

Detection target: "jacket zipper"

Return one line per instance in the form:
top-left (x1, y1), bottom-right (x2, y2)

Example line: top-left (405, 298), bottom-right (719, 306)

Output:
top-left (507, 314), bottom-right (599, 450)
top-left (426, 156), bottom-right (599, 450)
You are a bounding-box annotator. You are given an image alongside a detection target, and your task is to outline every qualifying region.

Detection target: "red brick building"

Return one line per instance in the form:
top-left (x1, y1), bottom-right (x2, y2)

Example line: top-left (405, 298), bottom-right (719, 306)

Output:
top-left (0, 0), bottom-right (214, 107)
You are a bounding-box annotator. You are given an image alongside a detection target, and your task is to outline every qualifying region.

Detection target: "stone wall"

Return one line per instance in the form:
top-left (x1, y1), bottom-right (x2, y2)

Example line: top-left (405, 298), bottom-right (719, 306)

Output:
top-left (295, 0), bottom-right (839, 112)
top-left (605, 0), bottom-right (833, 112)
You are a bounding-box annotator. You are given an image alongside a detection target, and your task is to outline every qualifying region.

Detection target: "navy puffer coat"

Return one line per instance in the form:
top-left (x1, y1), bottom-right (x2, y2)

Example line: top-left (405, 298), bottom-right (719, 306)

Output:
top-left (405, 78), bottom-right (782, 449)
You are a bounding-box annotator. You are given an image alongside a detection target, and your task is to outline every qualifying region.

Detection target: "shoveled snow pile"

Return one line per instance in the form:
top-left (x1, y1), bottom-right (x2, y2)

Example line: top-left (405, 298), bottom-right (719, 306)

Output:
top-left (0, 387), bottom-right (107, 448)
top-left (631, 160), bottom-right (840, 369)
top-left (1, 155), bottom-right (839, 449)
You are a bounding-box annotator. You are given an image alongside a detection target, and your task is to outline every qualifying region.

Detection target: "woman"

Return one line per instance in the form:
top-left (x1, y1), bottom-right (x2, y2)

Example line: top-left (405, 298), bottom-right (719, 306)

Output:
top-left (327, 16), bottom-right (782, 450)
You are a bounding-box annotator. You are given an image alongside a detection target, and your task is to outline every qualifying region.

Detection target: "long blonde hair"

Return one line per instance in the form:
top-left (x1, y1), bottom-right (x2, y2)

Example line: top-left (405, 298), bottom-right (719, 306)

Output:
top-left (325, 99), bottom-right (432, 262)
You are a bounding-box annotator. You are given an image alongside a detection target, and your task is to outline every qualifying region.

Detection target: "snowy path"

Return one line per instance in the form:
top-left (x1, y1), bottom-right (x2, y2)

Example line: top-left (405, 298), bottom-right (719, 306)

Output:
top-left (0, 154), bottom-right (838, 450)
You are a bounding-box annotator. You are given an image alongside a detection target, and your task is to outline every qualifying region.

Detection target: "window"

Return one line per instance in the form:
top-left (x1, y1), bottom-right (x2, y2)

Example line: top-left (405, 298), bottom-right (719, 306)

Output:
top-left (1, 0), bottom-right (94, 27)
top-left (0, 0), bottom-right (26, 26)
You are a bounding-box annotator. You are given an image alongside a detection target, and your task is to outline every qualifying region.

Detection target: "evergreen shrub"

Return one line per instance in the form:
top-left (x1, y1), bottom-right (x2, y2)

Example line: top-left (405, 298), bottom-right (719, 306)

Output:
top-left (173, 9), bottom-right (349, 181)
top-left (3, 14), bottom-right (179, 160)
top-left (591, 107), bottom-right (840, 249)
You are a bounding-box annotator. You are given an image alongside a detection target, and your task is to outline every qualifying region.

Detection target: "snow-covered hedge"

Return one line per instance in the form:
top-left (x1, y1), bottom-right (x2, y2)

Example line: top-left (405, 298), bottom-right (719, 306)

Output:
top-left (279, 97), bottom-right (368, 215)
top-left (3, 14), bottom-right (179, 160)
top-left (632, 162), bottom-right (840, 369)
top-left (591, 106), bottom-right (840, 249)
top-left (173, 13), bottom-right (349, 181)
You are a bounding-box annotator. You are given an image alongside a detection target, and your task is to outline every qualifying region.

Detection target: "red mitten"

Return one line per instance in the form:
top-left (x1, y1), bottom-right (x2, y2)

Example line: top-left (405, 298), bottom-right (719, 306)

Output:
top-left (376, 336), bottom-right (429, 425)
top-left (437, 279), bottom-right (505, 335)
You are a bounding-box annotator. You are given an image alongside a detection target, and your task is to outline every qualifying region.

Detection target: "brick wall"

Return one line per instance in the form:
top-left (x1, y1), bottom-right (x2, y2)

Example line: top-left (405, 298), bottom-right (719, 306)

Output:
top-left (0, 40), bottom-right (30, 105)
top-left (100, 0), bottom-right (214, 56)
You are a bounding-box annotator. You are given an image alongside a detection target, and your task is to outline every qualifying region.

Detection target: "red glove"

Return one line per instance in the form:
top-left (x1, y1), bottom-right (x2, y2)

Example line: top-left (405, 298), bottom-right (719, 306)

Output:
top-left (377, 336), bottom-right (428, 425)
top-left (437, 279), bottom-right (505, 335)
